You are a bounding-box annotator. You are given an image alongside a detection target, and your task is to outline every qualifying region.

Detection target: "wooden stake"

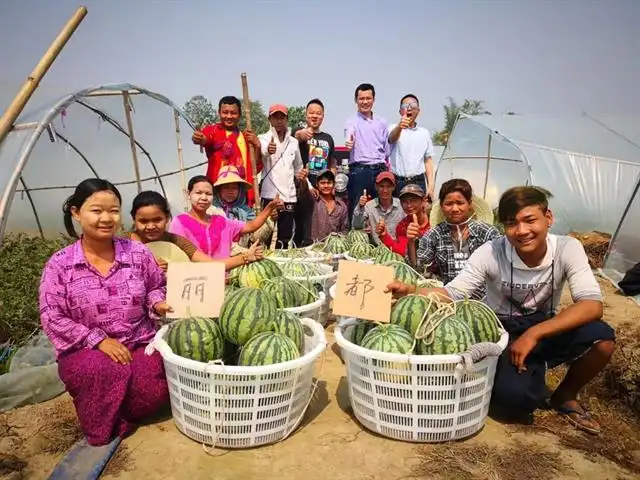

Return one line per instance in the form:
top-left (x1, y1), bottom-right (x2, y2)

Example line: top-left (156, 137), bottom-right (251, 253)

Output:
top-left (173, 109), bottom-right (188, 210)
top-left (0, 6), bottom-right (88, 146)
top-left (122, 92), bottom-right (142, 193)
top-left (241, 73), bottom-right (261, 212)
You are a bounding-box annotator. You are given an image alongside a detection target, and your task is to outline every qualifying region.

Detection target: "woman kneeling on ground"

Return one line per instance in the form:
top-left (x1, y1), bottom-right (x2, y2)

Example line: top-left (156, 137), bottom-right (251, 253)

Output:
top-left (39, 179), bottom-right (172, 446)
top-left (169, 174), bottom-right (283, 258)
top-left (386, 186), bottom-right (615, 435)
top-left (128, 190), bottom-right (264, 270)
top-left (407, 178), bottom-right (501, 292)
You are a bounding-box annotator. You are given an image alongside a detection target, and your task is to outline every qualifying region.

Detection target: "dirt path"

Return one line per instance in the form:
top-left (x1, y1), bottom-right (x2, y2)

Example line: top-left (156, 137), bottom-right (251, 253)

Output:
top-left (2, 277), bottom-right (640, 480)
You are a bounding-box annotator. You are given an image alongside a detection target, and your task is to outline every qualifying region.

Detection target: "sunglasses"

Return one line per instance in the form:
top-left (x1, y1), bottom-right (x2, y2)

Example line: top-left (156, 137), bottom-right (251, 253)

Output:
top-left (401, 102), bottom-right (419, 109)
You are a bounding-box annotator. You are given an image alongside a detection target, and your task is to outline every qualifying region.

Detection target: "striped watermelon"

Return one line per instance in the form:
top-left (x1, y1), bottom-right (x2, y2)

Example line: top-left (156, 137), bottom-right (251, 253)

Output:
top-left (323, 233), bottom-right (349, 254)
top-left (361, 324), bottom-right (414, 354)
top-left (347, 229), bottom-right (370, 246)
top-left (218, 287), bottom-right (277, 345)
top-left (236, 259), bottom-right (283, 288)
top-left (293, 280), bottom-right (319, 304)
top-left (166, 317), bottom-right (224, 363)
top-left (373, 246), bottom-right (403, 264)
top-left (238, 331), bottom-right (300, 366)
top-left (348, 320), bottom-right (377, 346)
top-left (267, 310), bottom-right (305, 353)
top-left (262, 277), bottom-right (304, 308)
top-left (383, 261), bottom-right (423, 286)
top-left (416, 313), bottom-right (475, 355)
top-left (390, 294), bottom-right (439, 336)
top-left (455, 298), bottom-right (502, 343)
top-left (280, 261), bottom-right (322, 278)
top-left (349, 242), bottom-right (373, 259)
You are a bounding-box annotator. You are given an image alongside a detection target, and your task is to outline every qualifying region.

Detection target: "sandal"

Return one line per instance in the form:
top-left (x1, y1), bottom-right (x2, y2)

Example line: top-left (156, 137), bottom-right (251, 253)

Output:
top-left (553, 402), bottom-right (601, 435)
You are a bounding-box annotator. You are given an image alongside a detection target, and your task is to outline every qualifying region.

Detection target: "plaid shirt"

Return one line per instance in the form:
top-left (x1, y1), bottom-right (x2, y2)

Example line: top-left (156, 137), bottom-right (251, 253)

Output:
top-left (413, 220), bottom-right (501, 286)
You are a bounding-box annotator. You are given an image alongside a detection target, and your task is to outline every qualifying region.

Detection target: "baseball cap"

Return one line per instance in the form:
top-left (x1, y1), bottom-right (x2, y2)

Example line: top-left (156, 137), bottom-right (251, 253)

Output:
top-left (375, 171), bottom-right (396, 186)
top-left (399, 184), bottom-right (426, 198)
top-left (268, 104), bottom-right (288, 116)
top-left (317, 169), bottom-right (335, 181)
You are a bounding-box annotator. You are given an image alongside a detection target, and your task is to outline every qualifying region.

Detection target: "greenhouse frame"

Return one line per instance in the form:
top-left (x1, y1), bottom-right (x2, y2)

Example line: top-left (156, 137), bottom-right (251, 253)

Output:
top-left (435, 113), bottom-right (640, 302)
top-left (0, 83), bottom-right (202, 241)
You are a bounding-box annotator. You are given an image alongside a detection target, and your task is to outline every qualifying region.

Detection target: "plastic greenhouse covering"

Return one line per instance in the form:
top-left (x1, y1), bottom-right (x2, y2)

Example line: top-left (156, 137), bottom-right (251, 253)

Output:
top-left (435, 113), bottom-right (640, 302)
top-left (0, 83), bottom-right (201, 239)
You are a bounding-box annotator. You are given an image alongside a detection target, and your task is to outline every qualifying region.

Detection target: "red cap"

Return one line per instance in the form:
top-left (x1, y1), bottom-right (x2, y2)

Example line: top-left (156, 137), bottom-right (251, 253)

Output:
top-left (268, 104), bottom-right (288, 116)
top-left (375, 171), bottom-right (396, 186)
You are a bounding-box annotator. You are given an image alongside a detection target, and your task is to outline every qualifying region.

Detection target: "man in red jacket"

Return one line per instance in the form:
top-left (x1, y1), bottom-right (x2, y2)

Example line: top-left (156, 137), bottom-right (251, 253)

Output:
top-left (377, 183), bottom-right (431, 256)
top-left (191, 95), bottom-right (262, 206)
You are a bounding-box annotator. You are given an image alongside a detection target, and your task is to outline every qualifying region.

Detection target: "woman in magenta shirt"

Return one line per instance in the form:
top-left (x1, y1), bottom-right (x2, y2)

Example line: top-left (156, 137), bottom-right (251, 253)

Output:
top-left (169, 174), bottom-right (282, 257)
top-left (39, 179), bottom-right (172, 446)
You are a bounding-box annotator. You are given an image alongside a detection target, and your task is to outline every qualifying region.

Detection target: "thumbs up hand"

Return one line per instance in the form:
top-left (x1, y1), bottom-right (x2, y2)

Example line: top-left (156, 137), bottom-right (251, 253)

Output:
top-left (358, 188), bottom-right (371, 207)
top-left (375, 218), bottom-right (386, 237)
top-left (400, 112), bottom-right (411, 130)
top-left (345, 133), bottom-right (354, 151)
top-left (407, 213), bottom-right (421, 240)
top-left (267, 135), bottom-right (277, 155)
top-left (268, 193), bottom-right (284, 213)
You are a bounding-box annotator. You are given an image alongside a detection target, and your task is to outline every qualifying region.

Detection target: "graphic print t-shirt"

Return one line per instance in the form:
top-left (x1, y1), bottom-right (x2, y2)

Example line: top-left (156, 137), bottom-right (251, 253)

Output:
top-left (293, 130), bottom-right (335, 172)
top-left (444, 235), bottom-right (602, 316)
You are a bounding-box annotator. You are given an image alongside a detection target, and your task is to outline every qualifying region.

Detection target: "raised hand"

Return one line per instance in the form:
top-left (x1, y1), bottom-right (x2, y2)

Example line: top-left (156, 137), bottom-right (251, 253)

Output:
top-left (345, 133), bottom-right (354, 151)
top-left (406, 214), bottom-right (421, 240)
top-left (375, 218), bottom-right (386, 237)
top-left (192, 130), bottom-right (206, 146)
top-left (244, 129), bottom-right (261, 148)
top-left (296, 168), bottom-right (309, 182)
top-left (268, 135), bottom-right (277, 155)
top-left (358, 188), bottom-right (371, 207)
top-left (400, 112), bottom-right (411, 130)
top-left (268, 193), bottom-right (284, 212)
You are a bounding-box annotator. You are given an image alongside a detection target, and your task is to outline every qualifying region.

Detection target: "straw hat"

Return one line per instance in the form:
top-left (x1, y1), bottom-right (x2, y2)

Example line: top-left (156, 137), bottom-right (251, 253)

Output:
top-left (145, 241), bottom-right (190, 263)
top-left (429, 194), bottom-right (495, 227)
top-left (214, 165), bottom-right (252, 188)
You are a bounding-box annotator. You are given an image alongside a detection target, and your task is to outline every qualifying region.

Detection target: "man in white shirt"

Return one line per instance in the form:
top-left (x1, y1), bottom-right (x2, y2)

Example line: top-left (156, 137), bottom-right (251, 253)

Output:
top-left (388, 94), bottom-right (435, 200)
top-left (259, 104), bottom-right (303, 249)
top-left (386, 186), bottom-right (615, 435)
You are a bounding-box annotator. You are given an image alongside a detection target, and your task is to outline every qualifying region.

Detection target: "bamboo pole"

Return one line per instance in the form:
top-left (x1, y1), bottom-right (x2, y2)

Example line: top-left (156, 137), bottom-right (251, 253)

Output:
top-left (0, 6), bottom-right (88, 146)
top-left (241, 73), bottom-right (261, 212)
top-left (122, 92), bottom-right (142, 193)
top-left (482, 133), bottom-right (493, 199)
top-left (173, 109), bottom-right (188, 210)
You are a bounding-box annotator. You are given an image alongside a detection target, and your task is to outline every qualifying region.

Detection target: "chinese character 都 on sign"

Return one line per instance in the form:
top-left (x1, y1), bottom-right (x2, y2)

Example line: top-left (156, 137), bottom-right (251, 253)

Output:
top-left (344, 274), bottom-right (374, 309)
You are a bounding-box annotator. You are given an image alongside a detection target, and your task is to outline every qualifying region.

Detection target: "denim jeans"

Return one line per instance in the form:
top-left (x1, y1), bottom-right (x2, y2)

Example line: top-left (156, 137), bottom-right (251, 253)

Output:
top-left (347, 163), bottom-right (387, 226)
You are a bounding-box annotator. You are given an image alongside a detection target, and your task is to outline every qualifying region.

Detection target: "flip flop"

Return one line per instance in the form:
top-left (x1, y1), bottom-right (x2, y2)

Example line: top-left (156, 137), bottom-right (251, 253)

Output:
top-left (554, 403), bottom-right (601, 435)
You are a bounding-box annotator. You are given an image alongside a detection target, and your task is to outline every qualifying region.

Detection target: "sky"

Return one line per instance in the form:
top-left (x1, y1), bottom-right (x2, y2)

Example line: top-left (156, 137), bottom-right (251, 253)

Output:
top-left (1, 0), bottom-right (640, 142)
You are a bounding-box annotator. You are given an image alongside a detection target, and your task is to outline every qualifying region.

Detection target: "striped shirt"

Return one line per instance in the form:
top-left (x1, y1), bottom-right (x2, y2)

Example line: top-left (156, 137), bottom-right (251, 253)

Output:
top-left (39, 237), bottom-right (166, 357)
top-left (311, 197), bottom-right (349, 242)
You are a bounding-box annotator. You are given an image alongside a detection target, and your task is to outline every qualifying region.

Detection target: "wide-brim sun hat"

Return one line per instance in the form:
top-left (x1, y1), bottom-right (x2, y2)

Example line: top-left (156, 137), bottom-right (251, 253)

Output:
top-left (214, 165), bottom-right (252, 188)
top-left (429, 194), bottom-right (495, 227)
top-left (145, 241), bottom-right (191, 263)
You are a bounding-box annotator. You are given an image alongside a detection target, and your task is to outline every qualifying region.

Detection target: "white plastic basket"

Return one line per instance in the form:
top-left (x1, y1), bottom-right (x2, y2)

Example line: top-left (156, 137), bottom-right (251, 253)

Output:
top-left (268, 250), bottom-right (327, 264)
top-left (334, 324), bottom-right (508, 443)
top-left (148, 318), bottom-right (327, 449)
top-left (284, 264), bottom-right (337, 325)
top-left (343, 253), bottom-right (375, 264)
top-left (283, 292), bottom-right (326, 325)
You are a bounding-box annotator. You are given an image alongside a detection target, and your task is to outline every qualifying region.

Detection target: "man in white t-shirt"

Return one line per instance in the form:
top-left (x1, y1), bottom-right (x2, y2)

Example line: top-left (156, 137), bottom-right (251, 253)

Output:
top-left (386, 186), bottom-right (615, 435)
top-left (387, 94), bottom-right (435, 200)
top-left (259, 104), bottom-right (303, 249)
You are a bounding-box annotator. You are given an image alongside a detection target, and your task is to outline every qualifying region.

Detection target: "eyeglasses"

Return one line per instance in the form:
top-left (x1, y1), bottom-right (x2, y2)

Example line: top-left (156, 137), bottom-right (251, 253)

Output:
top-left (401, 102), bottom-right (419, 109)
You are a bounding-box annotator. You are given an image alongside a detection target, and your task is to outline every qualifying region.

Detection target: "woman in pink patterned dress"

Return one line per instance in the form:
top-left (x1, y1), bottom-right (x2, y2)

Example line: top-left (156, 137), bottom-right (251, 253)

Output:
top-left (168, 174), bottom-right (283, 257)
top-left (39, 178), bottom-right (172, 446)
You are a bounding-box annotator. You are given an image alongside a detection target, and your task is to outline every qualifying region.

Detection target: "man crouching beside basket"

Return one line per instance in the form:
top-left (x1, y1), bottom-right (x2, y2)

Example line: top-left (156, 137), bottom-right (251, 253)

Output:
top-left (385, 186), bottom-right (615, 435)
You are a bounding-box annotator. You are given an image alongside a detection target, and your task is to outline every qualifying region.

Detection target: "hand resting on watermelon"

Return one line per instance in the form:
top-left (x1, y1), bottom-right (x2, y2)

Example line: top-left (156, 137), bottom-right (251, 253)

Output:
top-left (384, 280), bottom-right (451, 302)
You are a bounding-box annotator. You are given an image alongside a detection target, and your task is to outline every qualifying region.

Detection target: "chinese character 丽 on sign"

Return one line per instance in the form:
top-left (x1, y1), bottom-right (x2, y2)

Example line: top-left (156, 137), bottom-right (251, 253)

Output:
top-left (166, 262), bottom-right (226, 318)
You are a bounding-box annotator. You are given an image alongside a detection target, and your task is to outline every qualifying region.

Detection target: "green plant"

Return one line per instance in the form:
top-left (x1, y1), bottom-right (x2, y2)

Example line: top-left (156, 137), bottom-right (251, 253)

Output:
top-left (0, 234), bottom-right (72, 346)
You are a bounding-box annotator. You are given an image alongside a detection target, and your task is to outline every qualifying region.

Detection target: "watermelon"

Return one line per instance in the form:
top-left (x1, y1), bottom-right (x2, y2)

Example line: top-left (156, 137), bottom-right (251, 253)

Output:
top-left (236, 259), bottom-right (283, 288)
top-left (280, 261), bottom-right (322, 278)
top-left (322, 233), bottom-right (349, 254)
top-left (347, 229), bottom-right (370, 246)
top-left (384, 260), bottom-right (423, 286)
top-left (361, 324), bottom-right (414, 354)
top-left (238, 331), bottom-right (300, 366)
top-left (218, 287), bottom-right (277, 345)
top-left (349, 242), bottom-right (373, 259)
top-left (267, 310), bottom-right (305, 353)
top-left (294, 280), bottom-right (319, 304)
top-left (348, 320), bottom-right (377, 346)
top-left (416, 313), bottom-right (475, 355)
top-left (166, 317), bottom-right (224, 363)
top-left (390, 294), bottom-right (439, 336)
top-left (455, 298), bottom-right (502, 343)
top-left (372, 246), bottom-right (403, 264)
top-left (262, 277), bottom-right (304, 308)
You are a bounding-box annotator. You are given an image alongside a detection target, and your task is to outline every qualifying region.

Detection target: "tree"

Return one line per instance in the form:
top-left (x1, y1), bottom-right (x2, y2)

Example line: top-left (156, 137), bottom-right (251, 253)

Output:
top-left (286, 106), bottom-right (307, 130)
top-left (183, 95), bottom-right (216, 130)
top-left (431, 97), bottom-right (491, 146)
top-left (238, 99), bottom-right (270, 134)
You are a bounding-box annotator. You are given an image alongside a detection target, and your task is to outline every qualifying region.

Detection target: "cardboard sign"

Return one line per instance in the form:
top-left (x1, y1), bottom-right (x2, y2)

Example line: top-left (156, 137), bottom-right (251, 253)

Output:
top-left (332, 260), bottom-right (394, 323)
top-left (166, 262), bottom-right (226, 319)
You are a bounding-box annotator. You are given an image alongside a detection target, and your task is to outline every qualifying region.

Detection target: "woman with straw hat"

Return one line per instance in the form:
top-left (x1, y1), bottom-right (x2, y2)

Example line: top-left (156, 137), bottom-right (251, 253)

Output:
top-left (406, 178), bottom-right (501, 291)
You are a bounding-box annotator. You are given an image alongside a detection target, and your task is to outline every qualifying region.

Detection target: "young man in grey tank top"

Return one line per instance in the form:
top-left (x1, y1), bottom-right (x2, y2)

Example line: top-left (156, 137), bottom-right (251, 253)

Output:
top-left (386, 186), bottom-right (615, 435)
